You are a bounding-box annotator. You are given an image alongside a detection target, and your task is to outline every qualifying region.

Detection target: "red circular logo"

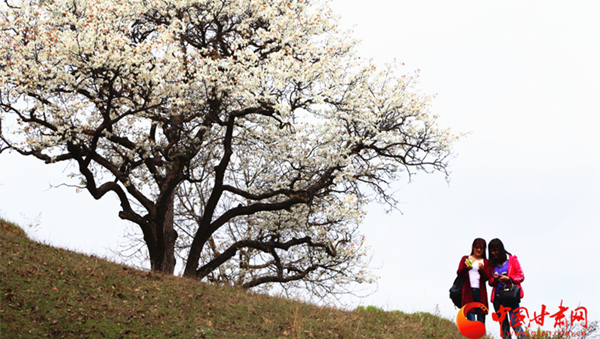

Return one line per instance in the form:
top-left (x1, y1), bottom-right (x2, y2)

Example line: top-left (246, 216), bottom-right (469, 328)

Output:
top-left (456, 302), bottom-right (488, 339)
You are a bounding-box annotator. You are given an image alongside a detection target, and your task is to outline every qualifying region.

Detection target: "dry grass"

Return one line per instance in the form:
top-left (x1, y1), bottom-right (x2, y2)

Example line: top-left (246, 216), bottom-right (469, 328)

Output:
top-left (1, 218), bottom-right (488, 338)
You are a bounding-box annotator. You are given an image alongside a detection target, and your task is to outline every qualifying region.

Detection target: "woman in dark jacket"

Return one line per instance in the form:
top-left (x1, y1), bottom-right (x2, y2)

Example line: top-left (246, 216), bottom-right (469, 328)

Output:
top-left (457, 238), bottom-right (492, 324)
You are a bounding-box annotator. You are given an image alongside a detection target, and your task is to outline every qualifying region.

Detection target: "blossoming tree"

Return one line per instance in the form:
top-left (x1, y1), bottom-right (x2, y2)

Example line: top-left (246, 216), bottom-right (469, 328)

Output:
top-left (0, 0), bottom-right (456, 293)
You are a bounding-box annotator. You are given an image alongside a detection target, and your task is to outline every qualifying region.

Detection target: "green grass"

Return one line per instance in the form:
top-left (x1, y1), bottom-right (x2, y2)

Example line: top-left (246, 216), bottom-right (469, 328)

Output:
top-left (1, 217), bottom-right (490, 338)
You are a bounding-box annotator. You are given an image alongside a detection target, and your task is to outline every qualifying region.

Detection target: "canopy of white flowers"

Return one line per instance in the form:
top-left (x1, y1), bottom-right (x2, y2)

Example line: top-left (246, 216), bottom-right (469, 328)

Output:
top-left (0, 0), bottom-right (457, 297)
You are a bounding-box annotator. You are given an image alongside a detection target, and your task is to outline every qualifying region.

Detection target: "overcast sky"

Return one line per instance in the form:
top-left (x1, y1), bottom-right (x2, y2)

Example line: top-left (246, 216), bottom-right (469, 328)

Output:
top-left (1, 0), bottom-right (598, 338)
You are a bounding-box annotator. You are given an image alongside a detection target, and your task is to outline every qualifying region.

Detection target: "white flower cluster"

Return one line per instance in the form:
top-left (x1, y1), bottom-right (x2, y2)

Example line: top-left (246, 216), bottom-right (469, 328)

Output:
top-left (1, 0), bottom-right (456, 292)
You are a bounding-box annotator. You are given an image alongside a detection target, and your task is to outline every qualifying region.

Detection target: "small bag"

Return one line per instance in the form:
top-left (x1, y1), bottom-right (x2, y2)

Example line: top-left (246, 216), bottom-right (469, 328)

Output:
top-left (449, 274), bottom-right (465, 308)
top-left (498, 282), bottom-right (521, 303)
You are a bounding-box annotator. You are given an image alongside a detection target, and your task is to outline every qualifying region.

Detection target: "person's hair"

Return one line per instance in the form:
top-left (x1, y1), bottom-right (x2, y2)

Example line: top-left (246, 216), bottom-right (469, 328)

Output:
top-left (470, 238), bottom-right (487, 260)
top-left (488, 238), bottom-right (512, 266)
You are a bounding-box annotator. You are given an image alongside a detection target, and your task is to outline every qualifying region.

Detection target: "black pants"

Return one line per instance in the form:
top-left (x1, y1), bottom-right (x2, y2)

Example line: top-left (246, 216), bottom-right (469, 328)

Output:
top-left (493, 296), bottom-right (525, 339)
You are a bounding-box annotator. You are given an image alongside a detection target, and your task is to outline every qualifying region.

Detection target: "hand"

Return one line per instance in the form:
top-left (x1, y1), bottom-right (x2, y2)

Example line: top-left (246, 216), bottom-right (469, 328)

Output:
top-left (477, 262), bottom-right (484, 269)
top-left (498, 275), bottom-right (510, 282)
top-left (465, 258), bottom-right (473, 268)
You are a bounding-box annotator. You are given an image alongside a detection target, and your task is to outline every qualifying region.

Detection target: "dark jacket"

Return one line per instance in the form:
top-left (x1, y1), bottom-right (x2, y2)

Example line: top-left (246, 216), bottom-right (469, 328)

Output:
top-left (457, 256), bottom-right (492, 313)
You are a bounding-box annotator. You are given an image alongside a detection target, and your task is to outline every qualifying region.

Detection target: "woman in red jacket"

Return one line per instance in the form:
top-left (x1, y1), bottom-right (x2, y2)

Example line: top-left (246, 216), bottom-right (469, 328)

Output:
top-left (457, 238), bottom-right (492, 324)
top-left (488, 238), bottom-right (525, 339)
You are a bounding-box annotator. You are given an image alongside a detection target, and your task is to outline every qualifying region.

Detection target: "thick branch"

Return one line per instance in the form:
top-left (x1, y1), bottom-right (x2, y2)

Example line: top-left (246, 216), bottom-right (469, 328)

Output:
top-left (241, 265), bottom-right (320, 289)
top-left (196, 236), bottom-right (333, 279)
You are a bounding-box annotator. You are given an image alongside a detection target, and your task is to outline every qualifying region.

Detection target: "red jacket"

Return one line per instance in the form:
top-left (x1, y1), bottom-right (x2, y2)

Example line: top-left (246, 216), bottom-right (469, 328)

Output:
top-left (457, 256), bottom-right (492, 313)
top-left (488, 254), bottom-right (525, 302)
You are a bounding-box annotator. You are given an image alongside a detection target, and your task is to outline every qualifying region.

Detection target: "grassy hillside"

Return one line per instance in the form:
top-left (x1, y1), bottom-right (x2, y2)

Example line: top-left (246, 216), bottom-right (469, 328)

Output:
top-left (1, 218), bottom-right (484, 339)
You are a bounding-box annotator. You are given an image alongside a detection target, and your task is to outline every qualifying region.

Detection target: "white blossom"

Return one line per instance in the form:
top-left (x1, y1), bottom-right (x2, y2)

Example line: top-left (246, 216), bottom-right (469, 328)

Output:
top-left (1, 0), bottom-right (457, 296)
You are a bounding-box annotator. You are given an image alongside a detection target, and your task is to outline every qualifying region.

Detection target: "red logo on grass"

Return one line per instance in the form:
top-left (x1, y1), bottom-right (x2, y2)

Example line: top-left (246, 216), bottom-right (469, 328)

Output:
top-left (456, 302), bottom-right (488, 339)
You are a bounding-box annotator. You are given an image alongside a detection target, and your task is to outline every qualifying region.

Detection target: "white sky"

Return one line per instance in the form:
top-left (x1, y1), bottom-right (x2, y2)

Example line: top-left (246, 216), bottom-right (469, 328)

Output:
top-left (1, 0), bottom-right (598, 338)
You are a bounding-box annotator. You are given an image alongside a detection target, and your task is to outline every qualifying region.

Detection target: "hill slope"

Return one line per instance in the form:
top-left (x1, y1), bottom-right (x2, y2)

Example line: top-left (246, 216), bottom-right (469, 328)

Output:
top-left (1, 218), bottom-right (477, 338)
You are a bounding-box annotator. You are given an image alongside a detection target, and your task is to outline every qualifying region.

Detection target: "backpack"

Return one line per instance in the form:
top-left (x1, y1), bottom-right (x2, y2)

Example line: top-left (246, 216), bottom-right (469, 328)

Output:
top-left (449, 274), bottom-right (465, 308)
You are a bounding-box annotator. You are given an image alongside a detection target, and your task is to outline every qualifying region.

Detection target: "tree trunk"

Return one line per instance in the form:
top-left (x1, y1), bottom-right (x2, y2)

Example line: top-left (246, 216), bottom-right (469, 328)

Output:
top-left (148, 192), bottom-right (177, 274)
top-left (183, 227), bottom-right (209, 278)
